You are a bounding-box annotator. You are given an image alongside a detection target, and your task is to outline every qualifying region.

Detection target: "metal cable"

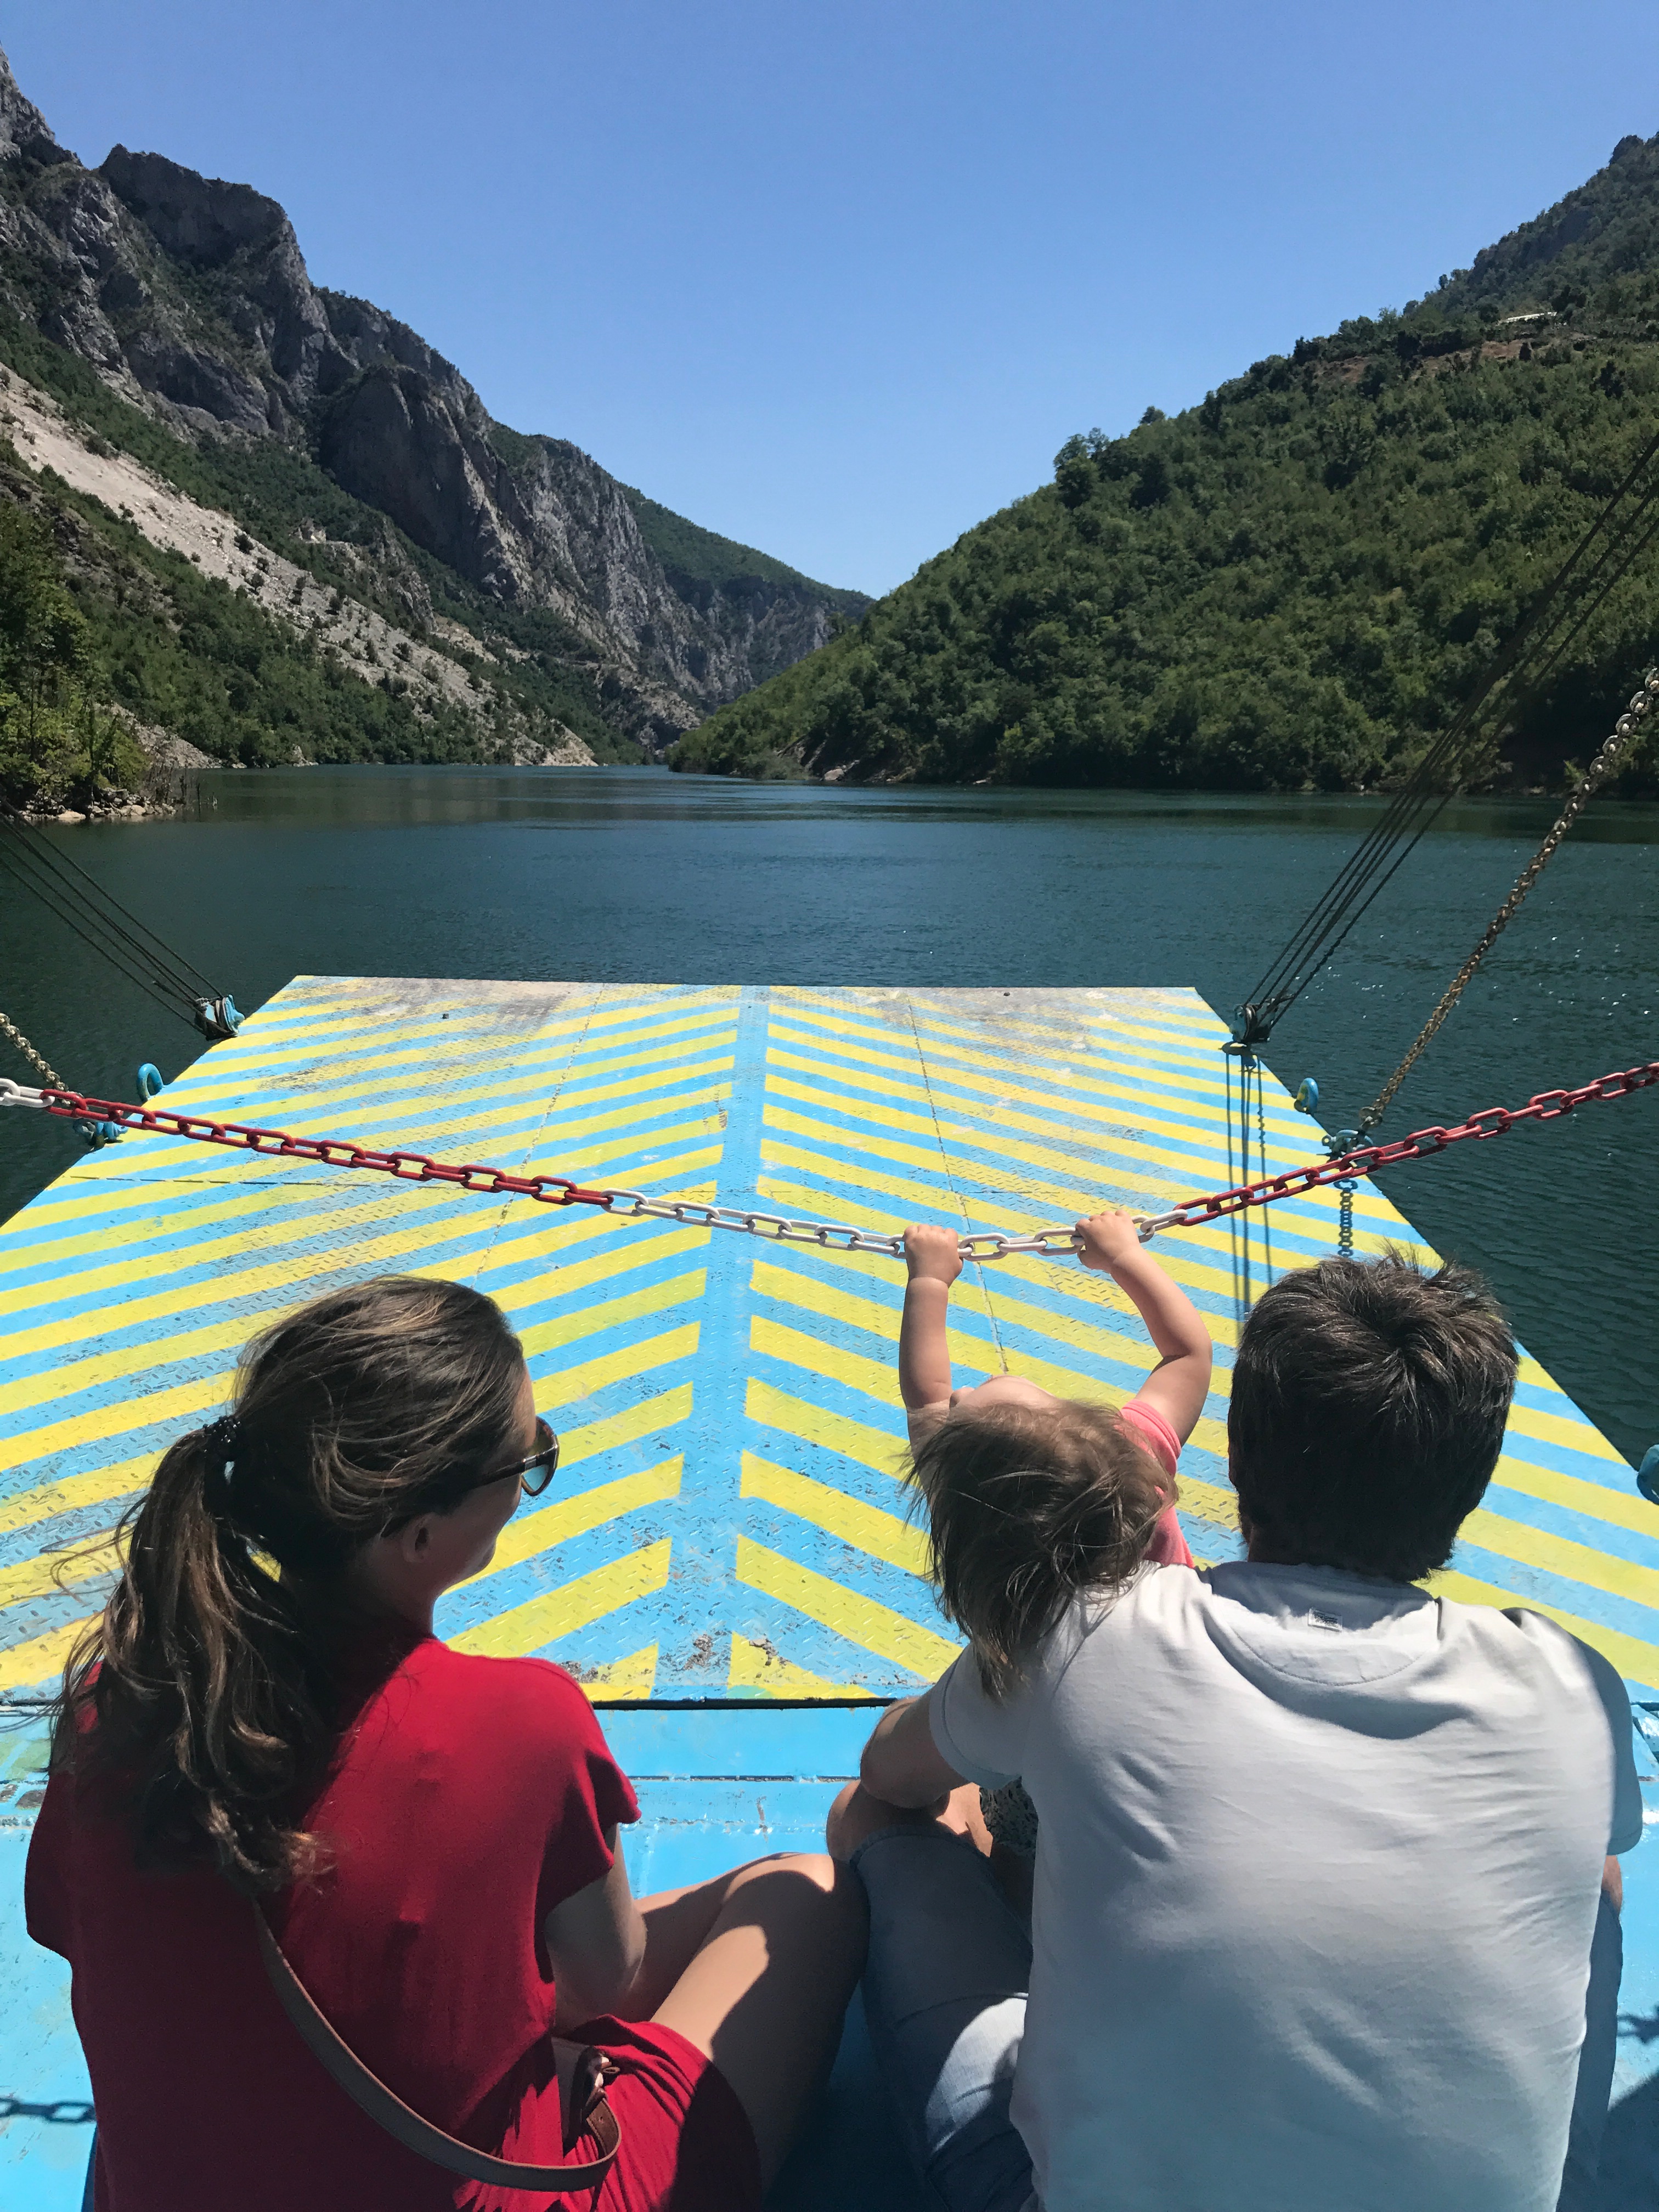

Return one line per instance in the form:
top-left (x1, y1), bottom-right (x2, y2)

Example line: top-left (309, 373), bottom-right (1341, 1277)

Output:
top-left (0, 843), bottom-right (199, 1030)
top-left (1243, 420), bottom-right (1659, 1034)
top-left (0, 808), bottom-right (217, 997)
top-left (1355, 668), bottom-right (1657, 1136)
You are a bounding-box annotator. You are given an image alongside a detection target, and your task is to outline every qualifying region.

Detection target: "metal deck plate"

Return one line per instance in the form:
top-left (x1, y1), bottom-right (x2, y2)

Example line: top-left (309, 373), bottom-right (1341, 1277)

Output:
top-left (2, 978), bottom-right (1655, 1699)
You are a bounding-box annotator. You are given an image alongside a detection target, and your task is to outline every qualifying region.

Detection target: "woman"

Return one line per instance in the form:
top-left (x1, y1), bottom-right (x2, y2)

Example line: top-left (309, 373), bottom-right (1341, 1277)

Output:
top-left (26, 1275), bottom-right (865, 2211)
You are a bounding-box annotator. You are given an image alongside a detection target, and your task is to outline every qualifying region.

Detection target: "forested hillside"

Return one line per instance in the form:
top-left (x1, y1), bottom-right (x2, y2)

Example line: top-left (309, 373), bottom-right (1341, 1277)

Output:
top-left (673, 133), bottom-right (1659, 792)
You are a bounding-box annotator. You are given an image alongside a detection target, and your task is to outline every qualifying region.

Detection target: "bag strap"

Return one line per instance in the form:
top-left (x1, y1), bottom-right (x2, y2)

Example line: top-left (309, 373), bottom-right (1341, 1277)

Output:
top-left (253, 1904), bottom-right (621, 2191)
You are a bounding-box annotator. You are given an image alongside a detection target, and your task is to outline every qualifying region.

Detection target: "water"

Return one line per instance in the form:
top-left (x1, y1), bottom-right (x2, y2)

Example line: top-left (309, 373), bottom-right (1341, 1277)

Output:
top-left (4, 766), bottom-right (1656, 1464)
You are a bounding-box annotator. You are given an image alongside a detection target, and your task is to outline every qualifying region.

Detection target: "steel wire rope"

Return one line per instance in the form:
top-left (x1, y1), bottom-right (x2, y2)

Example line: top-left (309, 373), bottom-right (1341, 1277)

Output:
top-left (0, 808), bottom-right (214, 1006)
top-left (0, 837), bottom-right (199, 1011)
top-left (1242, 419), bottom-right (1659, 1035)
top-left (1249, 430), bottom-right (1659, 1006)
top-left (0, 831), bottom-right (192, 1013)
top-left (0, 840), bottom-right (199, 1030)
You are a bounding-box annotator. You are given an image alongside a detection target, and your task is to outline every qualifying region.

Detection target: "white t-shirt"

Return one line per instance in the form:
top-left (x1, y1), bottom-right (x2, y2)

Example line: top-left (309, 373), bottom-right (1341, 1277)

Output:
top-left (928, 1561), bottom-right (1642, 2212)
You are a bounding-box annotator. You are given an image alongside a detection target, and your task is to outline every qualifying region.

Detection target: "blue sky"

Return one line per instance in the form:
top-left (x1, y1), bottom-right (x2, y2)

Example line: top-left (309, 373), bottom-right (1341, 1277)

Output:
top-left (10, 3), bottom-right (1659, 595)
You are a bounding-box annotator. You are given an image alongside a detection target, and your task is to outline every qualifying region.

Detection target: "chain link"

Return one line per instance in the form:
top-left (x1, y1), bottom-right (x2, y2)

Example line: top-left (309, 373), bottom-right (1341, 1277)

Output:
top-left (0, 1010), bottom-right (63, 1089)
top-left (6, 1058), bottom-right (1657, 1255)
top-left (1358, 669), bottom-right (1658, 1137)
top-left (1140, 1057), bottom-right (1659, 1237)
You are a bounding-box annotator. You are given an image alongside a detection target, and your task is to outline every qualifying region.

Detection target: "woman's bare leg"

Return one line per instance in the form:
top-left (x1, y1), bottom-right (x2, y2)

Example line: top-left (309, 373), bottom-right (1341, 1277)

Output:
top-left (627, 1853), bottom-right (867, 2186)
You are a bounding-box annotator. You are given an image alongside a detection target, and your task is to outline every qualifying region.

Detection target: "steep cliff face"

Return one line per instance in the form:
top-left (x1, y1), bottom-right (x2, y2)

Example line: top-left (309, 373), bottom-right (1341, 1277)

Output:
top-left (0, 49), bottom-right (863, 752)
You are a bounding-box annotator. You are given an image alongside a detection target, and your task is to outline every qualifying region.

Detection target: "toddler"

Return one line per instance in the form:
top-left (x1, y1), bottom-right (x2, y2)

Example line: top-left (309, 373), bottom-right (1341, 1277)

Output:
top-left (899, 1210), bottom-right (1214, 1882)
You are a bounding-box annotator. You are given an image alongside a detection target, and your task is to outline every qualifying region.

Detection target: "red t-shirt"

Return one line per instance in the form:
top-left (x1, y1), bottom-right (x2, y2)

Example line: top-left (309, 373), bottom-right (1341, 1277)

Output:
top-left (26, 1626), bottom-right (759, 2212)
top-left (1119, 1398), bottom-right (1197, 1568)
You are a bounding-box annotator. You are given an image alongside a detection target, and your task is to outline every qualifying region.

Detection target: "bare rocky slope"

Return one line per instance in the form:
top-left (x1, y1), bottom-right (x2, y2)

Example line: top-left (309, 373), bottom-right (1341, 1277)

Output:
top-left (0, 49), bottom-right (865, 760)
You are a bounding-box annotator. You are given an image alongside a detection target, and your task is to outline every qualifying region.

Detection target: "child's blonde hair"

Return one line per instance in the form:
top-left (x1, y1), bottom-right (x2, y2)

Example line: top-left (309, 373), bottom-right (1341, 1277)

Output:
top-left (910, 1399), bottom-right (1173, 1700)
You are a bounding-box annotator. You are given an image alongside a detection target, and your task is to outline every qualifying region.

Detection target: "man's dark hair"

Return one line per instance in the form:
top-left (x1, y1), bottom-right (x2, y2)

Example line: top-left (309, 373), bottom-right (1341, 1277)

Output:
top-left (1229, 1254), bottom-right (1517, 1582)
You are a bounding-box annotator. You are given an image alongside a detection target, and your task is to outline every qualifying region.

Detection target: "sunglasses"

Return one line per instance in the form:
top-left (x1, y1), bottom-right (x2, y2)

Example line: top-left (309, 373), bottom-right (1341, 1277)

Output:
top-left (467, 1416), bottom-right (561, 1499)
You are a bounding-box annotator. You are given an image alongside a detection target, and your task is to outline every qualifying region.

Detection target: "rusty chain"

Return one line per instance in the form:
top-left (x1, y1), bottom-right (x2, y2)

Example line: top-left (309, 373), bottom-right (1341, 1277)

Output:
top-left (5, 1057), bottom-right (1656, 1255)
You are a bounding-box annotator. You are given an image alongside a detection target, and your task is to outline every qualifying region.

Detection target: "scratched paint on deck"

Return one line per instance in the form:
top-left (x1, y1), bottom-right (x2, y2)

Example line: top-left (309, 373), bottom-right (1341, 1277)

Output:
top-left (0, 977), bottom-right (1654, 1701)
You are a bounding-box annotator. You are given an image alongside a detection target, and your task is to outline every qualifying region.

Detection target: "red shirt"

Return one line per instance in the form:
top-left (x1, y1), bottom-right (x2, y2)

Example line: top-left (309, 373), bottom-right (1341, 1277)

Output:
top-left (26, 1625), bottom-right (758, 2212)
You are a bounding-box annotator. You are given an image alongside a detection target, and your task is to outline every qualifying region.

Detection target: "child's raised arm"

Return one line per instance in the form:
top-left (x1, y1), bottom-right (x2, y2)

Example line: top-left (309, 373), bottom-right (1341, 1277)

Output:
top-left (899, 1223), bottom-right (963, 1444)
top-left (1075, 1211), bottom-right (1213, 1446)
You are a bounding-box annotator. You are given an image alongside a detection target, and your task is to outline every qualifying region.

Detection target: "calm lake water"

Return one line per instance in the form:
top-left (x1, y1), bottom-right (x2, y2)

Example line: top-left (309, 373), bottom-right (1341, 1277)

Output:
top-left (4, 766), bottom-right (1656, 1464)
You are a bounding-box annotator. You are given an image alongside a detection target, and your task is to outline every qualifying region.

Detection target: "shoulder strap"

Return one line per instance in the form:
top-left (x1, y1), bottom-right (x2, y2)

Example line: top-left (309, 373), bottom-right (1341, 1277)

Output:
top-left (252, 1904), bottom-right (620, 2190)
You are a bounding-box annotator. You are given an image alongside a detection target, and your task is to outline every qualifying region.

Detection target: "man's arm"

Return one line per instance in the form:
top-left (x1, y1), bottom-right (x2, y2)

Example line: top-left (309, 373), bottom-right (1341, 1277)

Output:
top-left (899, 1224), bottom-right (963, 1444)
top-left (1075, 1210), bottom-right (1213, 1444)
top-left (860, 1694), bottom-right (970, 1809)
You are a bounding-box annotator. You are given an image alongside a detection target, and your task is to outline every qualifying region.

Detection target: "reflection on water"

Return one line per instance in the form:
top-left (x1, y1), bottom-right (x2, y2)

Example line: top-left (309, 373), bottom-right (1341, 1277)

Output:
top-left (5, 766), bottom-right (1657, 1461)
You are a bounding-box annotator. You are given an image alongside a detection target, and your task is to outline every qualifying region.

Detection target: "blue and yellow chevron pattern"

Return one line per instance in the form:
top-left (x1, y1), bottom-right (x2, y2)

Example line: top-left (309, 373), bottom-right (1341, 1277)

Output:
top-left (1, 978), bottom-right (1652, 1700)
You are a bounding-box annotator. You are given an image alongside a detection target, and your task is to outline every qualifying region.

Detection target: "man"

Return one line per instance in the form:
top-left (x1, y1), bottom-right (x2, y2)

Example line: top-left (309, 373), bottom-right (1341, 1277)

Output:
top-left (830, 1254), bottom-right (1640, 2212)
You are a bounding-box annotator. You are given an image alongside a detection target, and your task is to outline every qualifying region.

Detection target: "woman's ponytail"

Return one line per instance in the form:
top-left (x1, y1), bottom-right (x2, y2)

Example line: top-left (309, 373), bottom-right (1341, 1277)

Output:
top-left (52, 1276), bottom-right (525, 1891)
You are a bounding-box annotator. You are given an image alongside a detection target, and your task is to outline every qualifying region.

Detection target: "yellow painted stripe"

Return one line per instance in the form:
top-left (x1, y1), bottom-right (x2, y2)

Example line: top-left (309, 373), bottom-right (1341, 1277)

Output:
top-left (767, 1036), bottom-right (1319, 1177)
top-left (0, 1532), bottom-right (120, 1608)
top-left (742, 1452), bottom-right (929, 1576)
top-left (746, 1378), bottom-right (907, 1480)
top-left (768, 1073), bottom-right (1372, 1224)
top-left (110, 1079), bottom-right (731, 1181)
top-left (0, 1188), bottom-right (416, 1316)
top-left (778, 992), bottom-right (1302, 1122)
top-left (0, 1452), bottom-right (155, 1539)
top-left (0, 1353), bottom-right (695, 1489)
top-left (749, 1257), bottom-right (1005, 1370)
top-left (583, 1644), bottom-right (659, 1702)
top-left (0, 1371), bottom-right (230, 1478)
top-left (536, 1325), bottom-right (700, 1410)
top-left (1426, 1568), bottom-right (1659, 1693)
top-left (490, 1228), bottom-right (710, 1311)
top-left (183, 1037), bottom-right (737, 1126)
top-left (754, 1166), bottom-right (1255, 1323)
top-left (516, 1272), bottom-right (704, 1357)
top-left (559, 1384), bottom-right (695, 1466)
top-left (727, 1635), bottom-right (878, 1700)
top-left (736, 1535), bottom-right (958, 1679)
top-left (0, 1200), bottom-right (501, 1367)
top-left (751, 1317), bottom-right (907, 1410)
top-left (751, 1254), bottom-right (1206, 1397)
top-left (1490, 1454), bottom-right (1658, 1539)
top-left (0, 1263), bottom-right (698, 1428)
top-left (1504, 1400), bottom-right (1626, 1466)
top-left (470, 1458), bottom-right (682, 1582)
top-left (1458, 1505), bottom-right (1659, 1613)
top-left (1177, 1475), bottom-right (1242, 1531)
top-left (0, 1612), bottom-right (94, 1691)
top-left (452, 1539), bottom-right (673, 1658)
top-left (0, 1181), bottom-right (333, 1272)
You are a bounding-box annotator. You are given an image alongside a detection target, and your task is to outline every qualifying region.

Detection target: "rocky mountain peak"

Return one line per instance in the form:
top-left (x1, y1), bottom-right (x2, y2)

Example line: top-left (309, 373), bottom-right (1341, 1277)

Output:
top-left (0, 42), bottom-right (866, 754)
top-left (0, 48), bottom-right (63, 165)
top-left (99, 146), bottom-right (293, 269)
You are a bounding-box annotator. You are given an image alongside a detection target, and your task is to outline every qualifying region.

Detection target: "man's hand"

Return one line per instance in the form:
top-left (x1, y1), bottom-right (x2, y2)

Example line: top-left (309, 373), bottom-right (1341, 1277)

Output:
top-left (1074, 1210), bottom-right (1144, 1273)
top-left (904, 1222), bottom-right (964, 1288)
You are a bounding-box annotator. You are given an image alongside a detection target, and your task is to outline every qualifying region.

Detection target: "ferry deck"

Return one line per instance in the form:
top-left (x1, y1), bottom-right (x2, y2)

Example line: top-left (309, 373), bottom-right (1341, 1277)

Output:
top-left (2, 979), bottom-right (1655, 2207)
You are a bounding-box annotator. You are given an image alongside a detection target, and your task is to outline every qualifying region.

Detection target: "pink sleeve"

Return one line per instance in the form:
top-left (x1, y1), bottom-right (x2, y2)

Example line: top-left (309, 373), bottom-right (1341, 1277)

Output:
top-left (1119, 1398), bottom-right (1178, 1476)
top-left (1120, 1400), bottom-right (1195, 1568)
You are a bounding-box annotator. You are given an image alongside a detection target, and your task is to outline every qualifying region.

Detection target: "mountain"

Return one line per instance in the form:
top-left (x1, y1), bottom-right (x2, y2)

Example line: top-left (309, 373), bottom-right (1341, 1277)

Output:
top-left (0, 48), bottom-right (866, 778)
top-left (672, 134), bottom-right (1659, 792)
